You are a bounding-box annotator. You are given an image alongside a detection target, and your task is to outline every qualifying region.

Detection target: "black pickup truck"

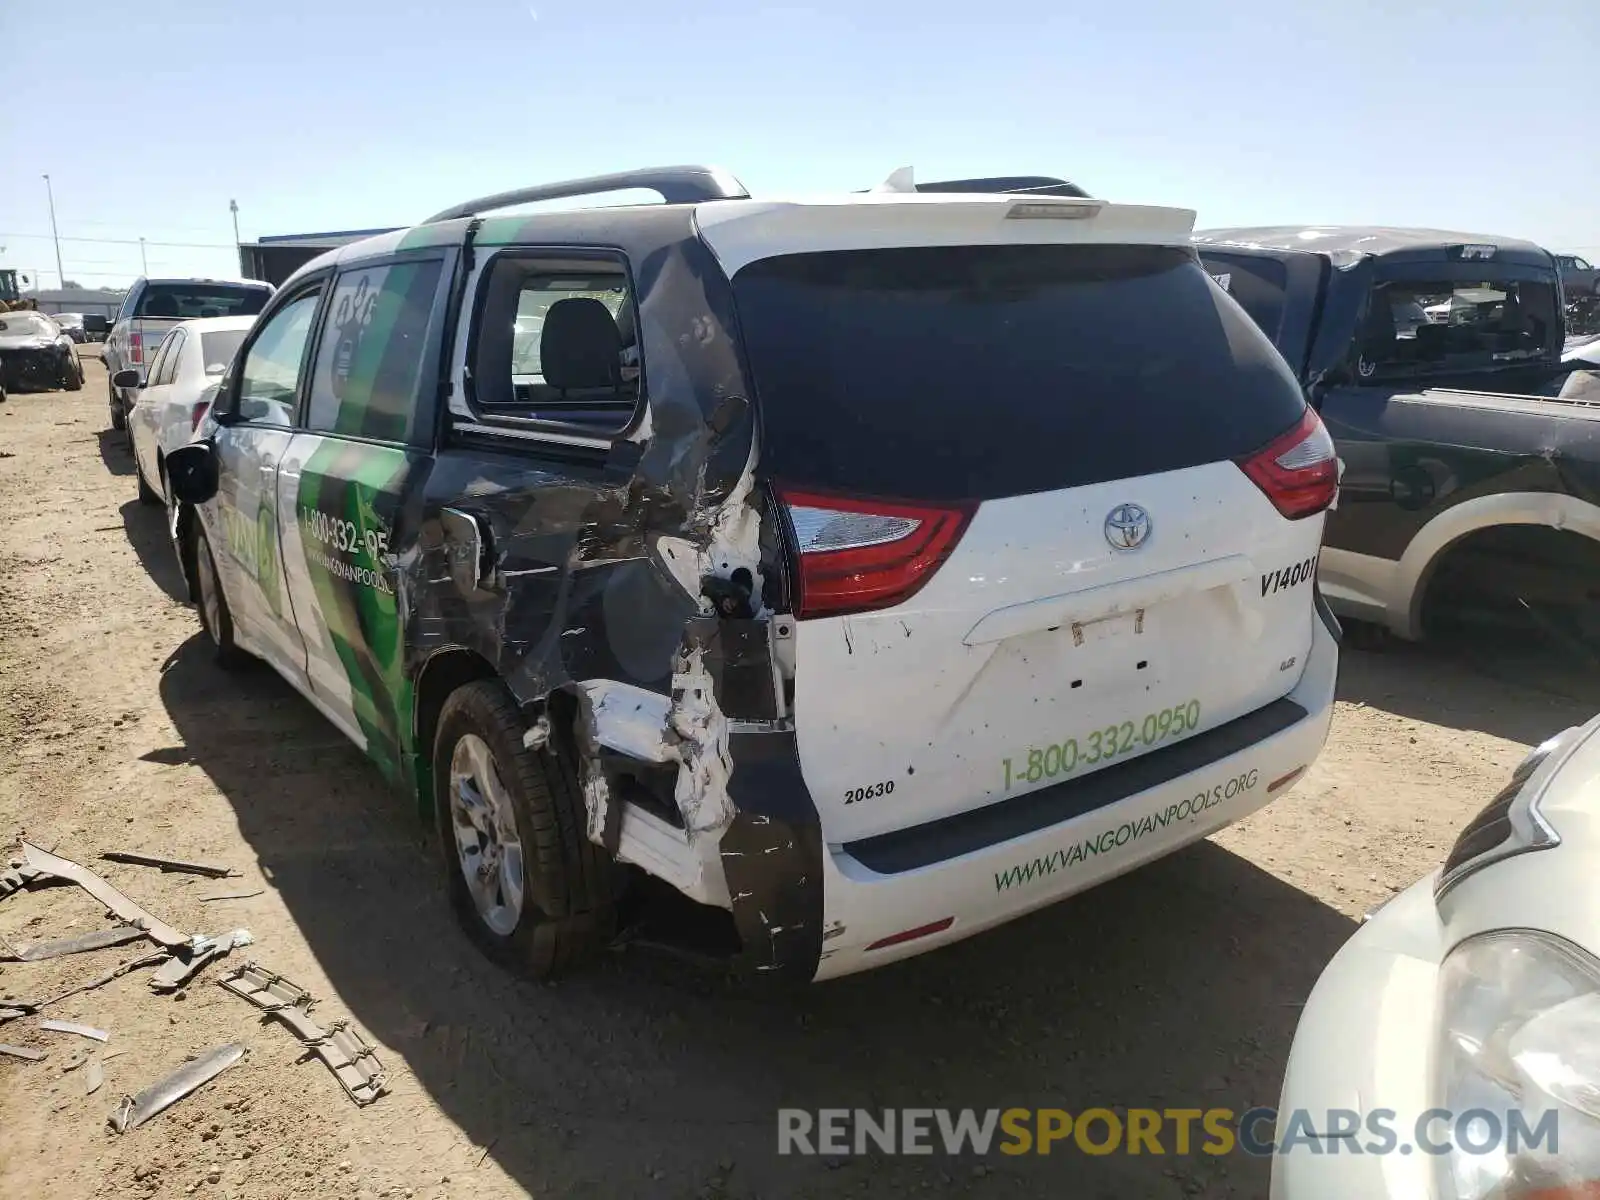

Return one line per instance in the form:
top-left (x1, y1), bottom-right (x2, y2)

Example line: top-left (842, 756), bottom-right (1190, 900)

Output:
top-left (1195, 226), bottom-right (1600, 647)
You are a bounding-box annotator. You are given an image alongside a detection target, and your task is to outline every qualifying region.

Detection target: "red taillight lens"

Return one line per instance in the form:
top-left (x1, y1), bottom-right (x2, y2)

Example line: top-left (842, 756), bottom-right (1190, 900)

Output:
top-left (1236, 407), bottom-right (1338, 520)
top-left (190, 400), bottom-right (210, 431)
top-left (130, 332), bottom-right (143, 364)
top-left (777, 487), bottom-right (974, 619)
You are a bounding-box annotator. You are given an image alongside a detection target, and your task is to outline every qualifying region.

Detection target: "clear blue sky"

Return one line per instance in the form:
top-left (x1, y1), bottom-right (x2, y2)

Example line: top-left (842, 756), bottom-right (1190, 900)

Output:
top-left (3, 0), bottom-right (1595, 290)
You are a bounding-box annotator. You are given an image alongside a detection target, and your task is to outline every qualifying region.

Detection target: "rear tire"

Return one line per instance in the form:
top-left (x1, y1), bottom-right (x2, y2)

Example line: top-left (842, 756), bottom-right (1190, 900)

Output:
top-left (194, 523), bottom-right (246, 669)
top-left (433, 681), bottom-right (612, 979)
top-left (108, 380), bottom-right (125, 430)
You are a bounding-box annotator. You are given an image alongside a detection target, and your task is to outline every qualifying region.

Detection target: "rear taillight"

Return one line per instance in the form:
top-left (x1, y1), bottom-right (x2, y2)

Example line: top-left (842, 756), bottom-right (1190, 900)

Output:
top-left (777, 487), bottom-right (973, 619)
top-left (130, 332), bottom-right (143, 364)
top-left (190, 400), bottom-right (210, 431)
top-left (1236, 407), bottom-right (1338, 520)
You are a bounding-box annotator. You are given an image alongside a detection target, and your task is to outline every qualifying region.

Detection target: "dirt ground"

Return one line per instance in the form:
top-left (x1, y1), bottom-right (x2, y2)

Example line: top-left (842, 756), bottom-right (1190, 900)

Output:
top-left (1, 352), bottom-right (1594, 1200)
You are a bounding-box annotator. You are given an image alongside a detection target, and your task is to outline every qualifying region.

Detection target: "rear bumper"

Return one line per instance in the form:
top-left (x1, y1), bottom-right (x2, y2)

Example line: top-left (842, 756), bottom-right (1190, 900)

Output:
top-left (809, 608), bottom-right (1338, 980)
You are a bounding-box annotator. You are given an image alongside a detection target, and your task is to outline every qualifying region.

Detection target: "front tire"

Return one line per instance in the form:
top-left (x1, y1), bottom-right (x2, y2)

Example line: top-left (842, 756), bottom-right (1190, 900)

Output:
top-left (433, 681), bottom-right (612, 979)
top-left (135, 453), bottom-right (161, 506)
top-left (194, 523), bottom-right (246, 668)
top-left (61, 357), bottom-right (83, 391)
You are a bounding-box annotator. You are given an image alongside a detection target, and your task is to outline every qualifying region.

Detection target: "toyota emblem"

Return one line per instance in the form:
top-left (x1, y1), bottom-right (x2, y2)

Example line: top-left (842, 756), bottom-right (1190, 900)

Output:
top-left (1104, 503), bottom-right (1151, 550)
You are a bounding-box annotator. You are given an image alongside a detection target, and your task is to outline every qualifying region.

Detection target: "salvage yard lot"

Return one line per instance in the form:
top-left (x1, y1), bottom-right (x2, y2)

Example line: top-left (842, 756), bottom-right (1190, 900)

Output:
top-left (2, 354), bottom-right (1595, 1200)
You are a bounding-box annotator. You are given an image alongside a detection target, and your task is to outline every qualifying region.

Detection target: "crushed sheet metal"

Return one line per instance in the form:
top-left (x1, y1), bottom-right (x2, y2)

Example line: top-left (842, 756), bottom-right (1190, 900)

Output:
top-left (86, 1054), bottom-right (105, 1095)
top-left (0, 1042), bottom-right (47, 1061)
top-left (19, 841), bottom-right (188, 948)
top-left (109, 1043), bottom-right (246, 1133)
top-left (669, 646), bottom-right (735, 834)
top-left (40, 1019), bottom-right (110, 1042)
top-left (219, 962), bottom-right (387, 1105)
top-left (100, 850), bottom-right (238, 879)
top-left (150, 930), bottom-right (253, 993)
top-left (3, 924), bottom-right (146, 962)
top-left (0, 1006), bottom-right (35, 1023)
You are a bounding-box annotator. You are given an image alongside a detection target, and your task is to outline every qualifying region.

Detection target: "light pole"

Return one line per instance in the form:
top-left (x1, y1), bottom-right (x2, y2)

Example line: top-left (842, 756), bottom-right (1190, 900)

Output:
top-left (229, 199), bottom-right (241, 248)
top-left (139, 237), bottom-right (148, 275)
top-left (41, 175), bottom-right (65, 289)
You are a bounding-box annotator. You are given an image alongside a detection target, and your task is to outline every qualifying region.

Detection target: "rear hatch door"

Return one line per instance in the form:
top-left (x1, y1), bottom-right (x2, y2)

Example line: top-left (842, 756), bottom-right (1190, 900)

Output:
top-left (724, 225), bottom-right (1333, 846)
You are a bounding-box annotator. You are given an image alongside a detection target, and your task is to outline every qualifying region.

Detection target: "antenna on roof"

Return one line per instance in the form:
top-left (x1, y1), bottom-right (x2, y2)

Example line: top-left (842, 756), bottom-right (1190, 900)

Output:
top-left (871, 166), bottom-right (918, 194)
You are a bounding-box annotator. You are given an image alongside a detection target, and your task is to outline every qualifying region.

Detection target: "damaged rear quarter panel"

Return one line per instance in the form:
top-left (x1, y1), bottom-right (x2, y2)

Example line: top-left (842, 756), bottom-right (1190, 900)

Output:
top-left (402, 212), bottom-right (823, 978)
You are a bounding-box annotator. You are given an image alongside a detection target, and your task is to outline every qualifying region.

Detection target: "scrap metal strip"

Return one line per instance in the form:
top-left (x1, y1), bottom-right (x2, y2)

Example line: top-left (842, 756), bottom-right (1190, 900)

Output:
top-left (19, 842), bottom-right (188, 947)
top-left (108, 1043), bottom-right (246, 1133)
top-left (4, 925), bottom-right (146, 962)
top-left (100, 851), bottom-right (238, 879)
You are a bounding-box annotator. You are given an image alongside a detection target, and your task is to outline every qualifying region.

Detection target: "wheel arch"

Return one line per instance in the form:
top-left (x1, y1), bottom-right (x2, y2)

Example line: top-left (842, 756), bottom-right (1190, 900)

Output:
top-left (1398, 491), bottom-right (1600, 638)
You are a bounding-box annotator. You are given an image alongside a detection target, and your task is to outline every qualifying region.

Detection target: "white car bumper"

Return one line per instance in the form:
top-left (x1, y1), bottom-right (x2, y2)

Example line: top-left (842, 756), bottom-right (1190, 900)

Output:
top-left (813, 610), bottom-right (1339, 981)
top-left (1269, 874), bottom-right (1449, 1199)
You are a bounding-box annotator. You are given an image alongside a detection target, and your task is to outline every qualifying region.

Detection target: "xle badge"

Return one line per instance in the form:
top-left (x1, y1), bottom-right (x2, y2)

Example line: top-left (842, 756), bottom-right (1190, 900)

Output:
top-left (1104, 504), bottom-right (1151, 551)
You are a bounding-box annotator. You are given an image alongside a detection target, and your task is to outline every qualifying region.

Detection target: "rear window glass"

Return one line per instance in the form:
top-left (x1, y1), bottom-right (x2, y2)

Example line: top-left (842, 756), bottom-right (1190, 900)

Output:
top-left (1357, 277), bottom-right (1561, 382)
top-left (733, 245), bottom-right (1307, 501)
top-left (135, 284), bottom-right (269, 320)
top-left (1198, 252), bottom-right (1290, 348)
top-left (200, 329), bottom-right (249, 374)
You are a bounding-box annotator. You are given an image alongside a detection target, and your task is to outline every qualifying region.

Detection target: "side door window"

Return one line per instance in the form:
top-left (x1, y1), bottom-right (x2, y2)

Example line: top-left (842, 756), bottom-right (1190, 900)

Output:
top-left (143, 333), bottom-right (176, 388)
top-left (154, 329), bottom-right (186, 386)
top-left (232, 292), bottom-right (321, 427)
top-left (304, 258), bottom-right (446, 443)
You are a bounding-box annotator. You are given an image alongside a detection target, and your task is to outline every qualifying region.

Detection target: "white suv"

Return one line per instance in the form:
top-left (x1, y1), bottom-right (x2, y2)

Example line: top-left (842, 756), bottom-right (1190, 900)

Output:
top-left (161, 165), bottom-right (1340, 982)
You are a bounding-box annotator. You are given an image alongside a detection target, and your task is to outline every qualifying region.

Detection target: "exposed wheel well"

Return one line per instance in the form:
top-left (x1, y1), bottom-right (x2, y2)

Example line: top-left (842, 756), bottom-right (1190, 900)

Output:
top-left (1418, 523), bottom-right (1600, 638)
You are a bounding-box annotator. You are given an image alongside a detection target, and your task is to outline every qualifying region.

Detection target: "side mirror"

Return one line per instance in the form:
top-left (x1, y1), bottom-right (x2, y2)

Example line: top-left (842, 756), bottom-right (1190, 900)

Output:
top-left (112, 368), bottom-right (142, 390)
top-left (165, 442), bottom-right (220, 506)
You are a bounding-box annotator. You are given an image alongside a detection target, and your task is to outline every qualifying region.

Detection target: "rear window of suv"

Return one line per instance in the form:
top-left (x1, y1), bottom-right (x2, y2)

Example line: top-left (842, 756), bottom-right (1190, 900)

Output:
top-left (732, 244), bottom-right (1307, 502)
top-left (135, 284), bottom-right (269, 320)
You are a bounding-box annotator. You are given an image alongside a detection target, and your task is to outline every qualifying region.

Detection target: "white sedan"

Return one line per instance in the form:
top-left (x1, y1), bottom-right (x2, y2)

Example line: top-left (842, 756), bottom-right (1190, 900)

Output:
top-left (117, 316), bottom-right (253, 506)
top-left (1272, 717), bottom-right (1600, 1199)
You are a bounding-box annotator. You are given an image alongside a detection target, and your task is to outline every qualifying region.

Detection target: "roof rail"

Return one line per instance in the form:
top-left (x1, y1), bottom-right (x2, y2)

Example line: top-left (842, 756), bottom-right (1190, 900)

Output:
top-left (424, 165), bottom-right (750, 224)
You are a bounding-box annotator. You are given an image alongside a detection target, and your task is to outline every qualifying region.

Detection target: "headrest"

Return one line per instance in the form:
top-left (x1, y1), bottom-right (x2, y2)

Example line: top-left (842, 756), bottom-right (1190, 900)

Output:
top-left (540, 298), bottom-right (621, 391)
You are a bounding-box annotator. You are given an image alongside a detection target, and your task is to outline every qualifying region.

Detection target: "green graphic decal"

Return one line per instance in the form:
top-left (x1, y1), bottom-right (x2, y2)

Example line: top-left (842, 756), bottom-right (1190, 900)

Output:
top-left (297, 438), bottom-right (416, 786)
top-left (220, 500), bottom-right (283, 617)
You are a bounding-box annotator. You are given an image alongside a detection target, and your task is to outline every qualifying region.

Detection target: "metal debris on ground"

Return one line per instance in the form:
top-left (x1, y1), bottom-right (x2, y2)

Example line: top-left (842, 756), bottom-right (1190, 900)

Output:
top-left (108, 1043), bottom-right (246, 1134)
top-left (100, 851), bottom-right (238, 879)
top-left (150, 930), bottom-right (253, 993)
top-left (219, 962), bottom-right (387, 1105)
top-left (85, 1054), bottom-right (105, 1095)
top-left (2, 924), bottom-right (146, 962)
top-left (40, 1018), bottom-right (111, 1042)
top-left (0, 950), bottom-right (168, 1028)
top-left (0, 1043), bottom-right (47, 1061)
top-left (199, 889), bottom-right (265, 903)
top-left (19, 841), bottom-right (188, 948)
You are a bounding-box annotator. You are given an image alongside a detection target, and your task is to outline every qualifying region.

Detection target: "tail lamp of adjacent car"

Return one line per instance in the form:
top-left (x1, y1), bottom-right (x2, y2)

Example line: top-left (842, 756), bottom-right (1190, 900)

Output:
top-left (190, 400), bottom-right (210, 431)
top-left (776, 487), bottom-right (974, 619)
top-left (1236, 406), bottom-right (1338, 520)
top-left (129, 331), bottom-right (144, 364)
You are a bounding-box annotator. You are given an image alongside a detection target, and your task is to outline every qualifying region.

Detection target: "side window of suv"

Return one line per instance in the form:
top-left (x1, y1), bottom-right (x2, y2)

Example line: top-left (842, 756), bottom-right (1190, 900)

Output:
top-left (230, 290), bottom-right (322, 427)
top-left (467, 253), bottom-right (639, 439)
top-left (305, 259), bottom-right (444, 444)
